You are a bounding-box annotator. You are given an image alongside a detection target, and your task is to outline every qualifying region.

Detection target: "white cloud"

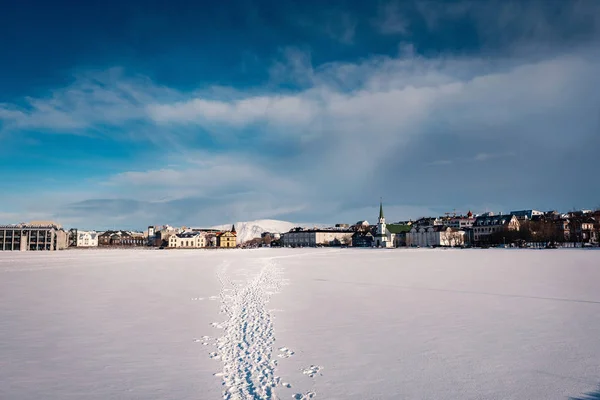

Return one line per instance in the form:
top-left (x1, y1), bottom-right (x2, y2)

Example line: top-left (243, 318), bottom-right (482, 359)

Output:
top-left (1, 37), bottom-right (599, 227)
top-left (0, 68), bottom-right (173, 134)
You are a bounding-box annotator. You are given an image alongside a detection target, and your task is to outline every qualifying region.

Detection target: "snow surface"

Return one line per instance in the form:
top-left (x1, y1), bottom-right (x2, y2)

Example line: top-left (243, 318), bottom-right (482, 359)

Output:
top-left (1, 248), bottom-right (600, 400)
top-left (211, 219), bottom-right (318, 244)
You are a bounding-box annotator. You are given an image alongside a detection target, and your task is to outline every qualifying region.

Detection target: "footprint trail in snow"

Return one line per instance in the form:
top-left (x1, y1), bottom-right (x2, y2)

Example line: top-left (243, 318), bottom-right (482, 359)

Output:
top-left (210, 258), bottom-right (289, 400)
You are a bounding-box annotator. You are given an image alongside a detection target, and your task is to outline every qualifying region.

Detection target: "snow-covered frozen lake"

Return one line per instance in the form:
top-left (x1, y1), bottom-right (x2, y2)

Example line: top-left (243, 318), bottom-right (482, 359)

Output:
top-left (1, 248), bottom-right (599, 400)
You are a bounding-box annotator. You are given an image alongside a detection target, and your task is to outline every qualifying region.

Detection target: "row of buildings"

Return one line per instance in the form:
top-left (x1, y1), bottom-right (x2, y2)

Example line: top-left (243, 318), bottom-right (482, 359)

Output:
top-left (68, 225), bottom-right (238, 249)
top-left (2, 204), bottom-right (598, 251)
top-left (0, 222), bottom-right (238, 251)
top-left (277, 203), bottom-right (600, 248)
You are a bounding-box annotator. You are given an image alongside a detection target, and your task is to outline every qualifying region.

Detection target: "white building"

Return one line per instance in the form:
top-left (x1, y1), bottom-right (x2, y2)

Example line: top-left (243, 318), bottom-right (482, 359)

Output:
top-left (168, 231), bottom-right (207, 248)
top-left (76, 230), bottom-right (98, 247)
top-left (281, 229), bottom-right (353, 247)
top-left (374, 201), bottom-right (393, 247)
top-left (373, 202), bottom-right (412, 247)
top-left (406, 226), bottom-right (465, 247)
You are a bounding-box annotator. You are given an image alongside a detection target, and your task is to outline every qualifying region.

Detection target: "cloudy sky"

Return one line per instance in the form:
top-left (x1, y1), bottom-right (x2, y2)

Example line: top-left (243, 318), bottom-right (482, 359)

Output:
top-left (1, 0), bottom-right (599, 230)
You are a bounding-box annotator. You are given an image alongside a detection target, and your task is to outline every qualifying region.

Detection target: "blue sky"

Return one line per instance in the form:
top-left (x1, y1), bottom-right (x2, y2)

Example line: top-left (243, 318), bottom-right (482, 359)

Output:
top-left (1, 0), bottom-right (599, 230)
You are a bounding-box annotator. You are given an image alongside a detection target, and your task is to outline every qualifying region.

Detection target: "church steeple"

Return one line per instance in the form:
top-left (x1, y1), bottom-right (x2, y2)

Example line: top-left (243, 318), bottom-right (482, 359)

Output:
top-left (375, 198), bottom-right (388, 246)
top-left (231, 224), bottom-right (236, 233)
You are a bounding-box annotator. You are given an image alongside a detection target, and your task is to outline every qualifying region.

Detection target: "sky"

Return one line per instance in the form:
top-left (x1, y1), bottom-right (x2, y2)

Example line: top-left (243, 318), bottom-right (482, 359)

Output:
top-left (1, 0), bottom-right (599, 230)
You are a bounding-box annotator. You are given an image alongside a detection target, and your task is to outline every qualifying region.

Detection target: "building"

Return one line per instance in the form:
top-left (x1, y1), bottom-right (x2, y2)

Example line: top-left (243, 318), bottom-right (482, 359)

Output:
top-left (98, 231), bottom-right (146, 246)
top-left (443, 211), bottom-right (475, 229)
top-left (261, 232), bottom-right (281, 240)
top-left (373, 201), bottom-right (411, 247)
top-left (74, 230), bottom-right (98, 247)
top-left (281, 228), bottom-right (353, 247)
top-left (389, 224), bottom-right (412, 247)
top-left (351, 231), bottom-right (374, 247)
top-left (414, 217), bottom-right (443, 228)
top-left (216, 225), bottom-right (237, 248)
top-left (168, 231), bottom-right (207, 248)
top-left (473, 214), bottom-right (520, 245)
top-left (147, 225), bottom-right (160, 246)
top-left (0, 222), bottom-right (68, 251)
top-left (510, 210), bottom-right (544, 220)
top-left (350, 221), bottom-right (370, 232)
top-left (406, 226), bottom-right (465, 247)
top-left (374, 201), bottom-right (392, 247)
top-left (568, 217), bottom-right (597, 244)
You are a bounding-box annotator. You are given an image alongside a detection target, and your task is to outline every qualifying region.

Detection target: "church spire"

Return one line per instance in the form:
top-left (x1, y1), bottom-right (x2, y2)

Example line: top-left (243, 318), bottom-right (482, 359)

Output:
top-left (379, 198), bottom-right (384, 220)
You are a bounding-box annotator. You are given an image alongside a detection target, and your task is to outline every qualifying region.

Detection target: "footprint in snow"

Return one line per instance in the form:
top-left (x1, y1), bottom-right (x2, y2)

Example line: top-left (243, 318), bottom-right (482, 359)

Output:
top-left (194, 335), bottom-right (212, 343)
top-left (278, 347), bottom-right (295, 358)
top-left (302, 365), bottom-right (323, 378)
top-left (293, 392), bottom-right (316, 399)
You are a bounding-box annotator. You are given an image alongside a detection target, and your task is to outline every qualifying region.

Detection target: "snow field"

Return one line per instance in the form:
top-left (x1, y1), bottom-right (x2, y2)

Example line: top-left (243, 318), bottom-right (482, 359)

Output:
top-left (1, 248), bottom-right (600, 400)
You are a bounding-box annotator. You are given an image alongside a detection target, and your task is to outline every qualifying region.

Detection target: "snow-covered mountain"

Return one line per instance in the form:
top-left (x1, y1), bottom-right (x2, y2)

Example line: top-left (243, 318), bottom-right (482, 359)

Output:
top-left (211, 219), bottom-right (317, 244)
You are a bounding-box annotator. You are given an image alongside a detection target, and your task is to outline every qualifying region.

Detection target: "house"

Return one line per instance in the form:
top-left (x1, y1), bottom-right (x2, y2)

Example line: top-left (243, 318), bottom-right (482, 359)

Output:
top-left (281, 228), bottom-right (353, 247)
top-left (216, 225), bottom-right (237, 248)
top-left (147, 225), bottom-right (161, 246)
top-left (98, 230), bottom-right (145, 246)
top-left (416, 217), bottom-right (444, 227)
top-left (443, 211), bottom-right (475, 229)
top-left (406, 226), bottom-right (465, 247)
top-left (554, 218), bottom-right (571, 241)
top-left (351, 231), bottom-right (374, 247)
top-left (568, 217), bottom-right (597, 244)
top-left (388, 224), bottom-right (412, 247)
top-left (145, 225), bottom-right (181, 247)
top-left (473, 214), bottom-right (520, 245)
top-left (351, 221), bottom-right (370, 232)
top-left (74, 230), bottom-right (98, 247)
top-left (0, 221), bottom-right (68, 251)
top-left (510, 209), bottom-right (544, 221)
top-left (168, 231), bottom-right (206, 248)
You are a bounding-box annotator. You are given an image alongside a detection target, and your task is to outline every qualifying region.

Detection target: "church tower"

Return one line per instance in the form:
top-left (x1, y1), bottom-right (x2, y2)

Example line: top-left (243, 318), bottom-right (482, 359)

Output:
top-left (375, 199), bottom-right (388, 247)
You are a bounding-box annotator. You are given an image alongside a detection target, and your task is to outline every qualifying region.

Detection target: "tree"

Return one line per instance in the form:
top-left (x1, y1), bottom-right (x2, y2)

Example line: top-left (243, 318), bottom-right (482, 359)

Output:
top-left (446, 230), bottom-right (464, 247)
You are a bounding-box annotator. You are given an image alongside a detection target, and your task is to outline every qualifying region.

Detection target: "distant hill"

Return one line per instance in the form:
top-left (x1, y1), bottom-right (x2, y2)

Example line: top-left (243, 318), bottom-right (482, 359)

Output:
top-left (211, 219), bottom-right (321, 244)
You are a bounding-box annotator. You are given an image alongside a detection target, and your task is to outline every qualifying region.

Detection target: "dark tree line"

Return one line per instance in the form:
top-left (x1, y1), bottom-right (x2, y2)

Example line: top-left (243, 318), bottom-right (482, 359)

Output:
top-left (484, 218), bottom-right (599, 246)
